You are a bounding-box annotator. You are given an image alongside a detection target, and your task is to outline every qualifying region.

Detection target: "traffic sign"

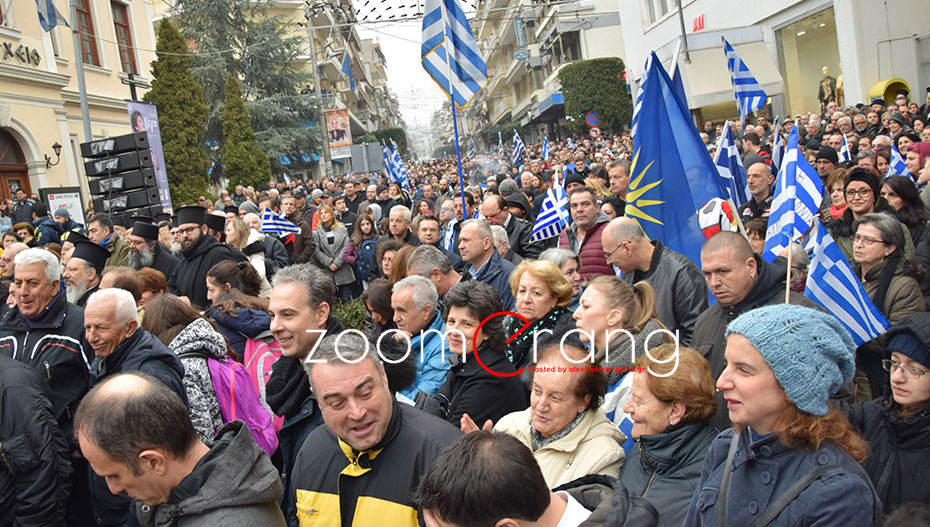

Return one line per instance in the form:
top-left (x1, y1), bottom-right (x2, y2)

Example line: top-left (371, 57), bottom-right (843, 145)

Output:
top-left (585, 111), bottom-right (600, 127)
top-left (513, 50), bottom-right (529, 60)
top-left (589, 126), bottom-right (602, 138)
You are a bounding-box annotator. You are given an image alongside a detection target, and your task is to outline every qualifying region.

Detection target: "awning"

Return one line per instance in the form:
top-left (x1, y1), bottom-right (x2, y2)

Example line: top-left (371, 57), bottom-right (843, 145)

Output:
top-left (679, 42), bottom-right (783, 109)
top-left (869, 78), bottom-right (910, 105)
top-left (537, 92), bottom-right (563, 114)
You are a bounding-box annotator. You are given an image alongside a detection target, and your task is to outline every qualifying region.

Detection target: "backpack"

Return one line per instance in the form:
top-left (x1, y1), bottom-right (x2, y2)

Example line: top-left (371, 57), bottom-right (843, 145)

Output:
top-left (206, 356), bottom-right (279, 457)
top-left (243, 335), bottom-right (284, 432)
top-left (357, 237), bottom-right (378, 282)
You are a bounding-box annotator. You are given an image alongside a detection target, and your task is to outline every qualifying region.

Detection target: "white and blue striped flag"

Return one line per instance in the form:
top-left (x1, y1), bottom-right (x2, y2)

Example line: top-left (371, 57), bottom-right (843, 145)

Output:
top-left (886, 144), bottom-right (910, 180)
top-left (390, 142), bottom-right (412, 191)
top-left (467, 139), bottom-right (475, 158)
top-left (512, 130), bottom-right (525, 166)
top-left (605, 147), bottom-right (616, 159)
top-left (762, 124), bottom-right (823, 263)
top-left (630, 55), bottom-right (652, 141)
top-left (35, 0), bottom-right (69, 32)
top-left (805, 218), bottom-right (889, 346)
top-left (542, 136), bottom-right (550, 161)
top-left (771, 117), bottom-right (784, 177)
top-left (723, 36), bottom-right (767, 126)
top-left (261, 207), bottom-right (300, 235)
top-left (498, 131), bottom-right (503, 155)
top-left (713, 120), bottom-right (751, 207)
top-left (421, 0), bottom-right (487, 110)
top-left (531, 173), bottom-right (570, 242)
top-left (839, 133), bottom-right (851, 163)
top-left (567, 138), bottom-right (576, 150)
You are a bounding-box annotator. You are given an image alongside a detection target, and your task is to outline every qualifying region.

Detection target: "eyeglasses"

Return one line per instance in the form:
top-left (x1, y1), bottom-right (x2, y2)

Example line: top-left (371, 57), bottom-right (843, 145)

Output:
top-left (177, 225), bottom-right (200, 237)
top-left (603, 241), bottom-right (627, 260)
top-left (882, 359), bottom-right (930, 379)
top-left (853, 234), bottom-right (887, 246)
top-left (845, 188), bottom-right (873, 199)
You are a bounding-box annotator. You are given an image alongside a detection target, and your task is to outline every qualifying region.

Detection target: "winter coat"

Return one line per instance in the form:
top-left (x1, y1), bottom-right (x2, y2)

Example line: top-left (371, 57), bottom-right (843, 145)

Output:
top-left (622, 241), bottom-right (707, 345)
top-left (619, 421), bottom-right (717, 527)
top-left (285, 211), bottom-right (316, 263)
top-left (263, 234), bottom-right (290, 277)
top-left (0, 288), bottom-right (89, 438)
top-left (168, 318), bottom-right (227, 445)
top-left (559, 212), bottom-right (614, 280)
top-left (462, 249), bottom-right (516, 311)
top-left (370, 231), bottom-right (420, 278)
top-left (354, 237), bottom-right (378, 283)
top-left (436, 340), bottom-right (528, 426)
top-left (504, 213), bottom-right (539, 259)
top-left (104, 233), bottom-right (129, 267)
top-left (11, 198), bottom-right (34, 224)
top-left (855, 259), bottom-right (924, 324)
top-left (32, 216), bottom-right (61, 245)
top-left (150, 243), bottom-right (181, 282)
top-left (169, 234), bottom-right (247, 310)
top-left (828, 204), bottom-right (915, 264)
top-left (399, 310), bottom-right (450, 399)
top-left (0, 355), bottom-right (72, 527)
top-left (554, 475), bottom-right (659, 527)
top-left (681, 428), bottom-right (882, 527)
top-left (208, 307), bottom-right (271, 358)
top-left (312, 225), bottom-right (355, 286)
top-left (241, 229), bottom-right (272, 297)
top-left (136, 421), bottom-right (285, 527)
top-left (691, 255), bottom-right (819, 430)
top-left (494, 407), bottom-right (626, 488)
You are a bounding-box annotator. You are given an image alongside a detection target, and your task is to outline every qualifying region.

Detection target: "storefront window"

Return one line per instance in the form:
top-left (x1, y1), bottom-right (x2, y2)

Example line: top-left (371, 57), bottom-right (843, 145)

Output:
top-left (776, 8), bottom-right (841, 116)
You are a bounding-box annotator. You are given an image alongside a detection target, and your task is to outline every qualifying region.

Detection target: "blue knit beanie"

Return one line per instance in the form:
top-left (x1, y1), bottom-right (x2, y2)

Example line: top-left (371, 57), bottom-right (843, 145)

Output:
top-left (725, 304), bottom-right (855, 416)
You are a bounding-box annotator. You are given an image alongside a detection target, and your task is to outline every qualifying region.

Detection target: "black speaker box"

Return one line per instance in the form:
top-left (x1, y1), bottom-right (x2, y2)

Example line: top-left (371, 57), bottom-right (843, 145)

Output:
top-left (80, 132), bottom-right (149, 158)
top-left (84, 150), bottom-right (152, 177)
top-left (88, 168), bottom-right (157, 196)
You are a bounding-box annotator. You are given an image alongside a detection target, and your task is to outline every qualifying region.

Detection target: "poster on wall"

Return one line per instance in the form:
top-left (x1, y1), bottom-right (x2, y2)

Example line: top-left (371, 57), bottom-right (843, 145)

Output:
top-left (325, 108), bottom-right (352, 159)
top-left (40, 187), bottom-right (85, 225)
top-left (126, 101), bottom-right (172, 211)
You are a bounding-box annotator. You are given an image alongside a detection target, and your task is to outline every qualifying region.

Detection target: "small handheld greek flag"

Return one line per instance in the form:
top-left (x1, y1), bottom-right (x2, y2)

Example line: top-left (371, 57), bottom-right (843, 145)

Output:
top-left (886, 145), bottom-right (910, 180)
top-left (498, 131), bottom-right (503, 155)
top-left (531, 174), bottom-right (569, 242)
top-left (723, 36), bottom-right (767, 125)
top-left (713, 120), bottom-right (750, 207)
top-left (838, 133), bottom-right (851, 163)
top-left (567, 138), bottom-right (576, 150)
top-left (542, 136), bottom-right (550, 161)
top-left (512, 130), bottom-right (525, 166)
top-left (261, 207), bottom-right (300, 235)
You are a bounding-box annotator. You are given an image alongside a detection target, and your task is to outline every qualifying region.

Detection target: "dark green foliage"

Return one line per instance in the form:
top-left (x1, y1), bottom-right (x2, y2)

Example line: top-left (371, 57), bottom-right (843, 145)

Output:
top-left (487, 121), bottom-right (524, 147)
top-left (221, 74), bottom-right (272, 191)
top-left (174, 0), bottom-right (321, 177)
top-left (558, 57), bottom-right (633, 136)
top-left (354, 128), bottom-right (409, 158)
top-left (142, 19), bottom-right (210, 205)
top-left (331, 298), bottom-right (367, 330)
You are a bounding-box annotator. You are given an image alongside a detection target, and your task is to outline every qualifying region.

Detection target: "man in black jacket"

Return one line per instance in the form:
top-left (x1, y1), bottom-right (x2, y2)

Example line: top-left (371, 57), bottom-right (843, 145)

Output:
top-left (481, 194), bottom-right (538, 259)
top-left (63, 241), bottom-right (108, 307)
top-left (169, 206), bottom-right (247, 310)
top-left (126, 221), bottom-right (180, 279)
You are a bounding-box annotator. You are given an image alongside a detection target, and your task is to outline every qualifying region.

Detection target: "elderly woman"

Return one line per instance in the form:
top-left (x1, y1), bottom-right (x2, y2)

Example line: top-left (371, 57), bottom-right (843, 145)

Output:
top-left (682, 304), bottom-right (882, 527)
top-left (505, 260), bottom-right (578, 370)
top-left (841, 313), bottom-right (930, 514)
top-left (464, 343), bottom-right (625, 488)
top-left (435, 281), bottom-right (527, 426)
top-left (620, 345), bottom-right (718, 527)
top-left (853, 213), bottom-right (924, 324)
top-left (538, 248), bottom-right (583, 310)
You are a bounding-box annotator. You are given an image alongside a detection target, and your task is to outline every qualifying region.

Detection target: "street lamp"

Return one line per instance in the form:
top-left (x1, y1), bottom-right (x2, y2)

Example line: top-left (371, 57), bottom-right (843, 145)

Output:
top-left (45, 142), bottom-right (62, 169)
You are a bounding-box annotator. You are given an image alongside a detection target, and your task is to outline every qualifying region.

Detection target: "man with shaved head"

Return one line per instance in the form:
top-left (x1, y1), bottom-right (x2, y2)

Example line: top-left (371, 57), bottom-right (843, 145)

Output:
top-left (691, 232), bottom-right (817, 428)
top-left (601, 217), bottom-right (706, 344)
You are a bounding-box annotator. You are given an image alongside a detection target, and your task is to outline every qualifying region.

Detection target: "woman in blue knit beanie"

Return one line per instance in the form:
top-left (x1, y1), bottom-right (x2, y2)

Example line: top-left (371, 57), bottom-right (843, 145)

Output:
top-left (682, 304), bottom-right (882, 527)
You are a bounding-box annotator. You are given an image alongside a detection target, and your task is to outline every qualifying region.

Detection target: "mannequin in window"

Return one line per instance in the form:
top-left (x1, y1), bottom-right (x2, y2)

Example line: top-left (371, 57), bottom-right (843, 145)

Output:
top-left (819, 66), bottom-right (837, 117)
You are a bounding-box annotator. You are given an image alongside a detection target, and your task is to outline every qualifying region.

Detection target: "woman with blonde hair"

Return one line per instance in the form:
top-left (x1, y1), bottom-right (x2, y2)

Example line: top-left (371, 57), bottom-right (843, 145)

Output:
top-left (224, 218), bottom-right (271, 297)
top-left (311, 205), bottom-right (355, 301)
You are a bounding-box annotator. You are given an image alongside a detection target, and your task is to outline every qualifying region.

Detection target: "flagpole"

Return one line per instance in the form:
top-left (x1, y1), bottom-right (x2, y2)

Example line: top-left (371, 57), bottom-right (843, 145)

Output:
top-left (785, 239), bottom-right (792, 304)
top-left (439, 3), bottom-right (468, 216)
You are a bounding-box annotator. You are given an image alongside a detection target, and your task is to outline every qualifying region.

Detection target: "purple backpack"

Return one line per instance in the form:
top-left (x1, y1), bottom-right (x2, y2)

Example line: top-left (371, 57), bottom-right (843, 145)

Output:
top-left (207, 356), bottom-right (278, 457)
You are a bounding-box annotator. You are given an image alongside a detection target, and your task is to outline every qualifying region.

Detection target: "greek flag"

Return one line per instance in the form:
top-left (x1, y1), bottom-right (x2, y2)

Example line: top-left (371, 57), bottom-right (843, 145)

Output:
top-left (805, 218), bottom-right (889, 346)
top-left (605, 147), bottom-right (616, 159)
top-left (35, 0), bottom-right (69, 32)
top-left (567, 138), bottom-right (576, 150)
top-left (467, 139), bottom-right (475, 158)
top-left (771, 118), bottom-right (785, 178)
top-left (542, 136), bottom-right (550, 161)
top-left (261, 207), bottom-right (300, 235)
top-left (713, 120), bottom-right (750, 207)
top-left (341, 52), bottom-right (356, 92)
top-left (390, 142), bottom-right (411, 190)
top-left (498, 131), bottom-right (503, 155)
top-left (512, 130), bottom-right (525, 166)
top-left (630, 55), bottom-right (652, 140)
top-left (839, 133), bottom-right (851, 163)
top-left (531, 173), bottom-right (570, 242)
top-left (762, 125), bottom-right (823, 263)
top-left (886, 144), bottom-right (910, 180)
top-left (421, 0), bottom-right (487, 110)
top-left (723, 36), bottom-right (767, 126)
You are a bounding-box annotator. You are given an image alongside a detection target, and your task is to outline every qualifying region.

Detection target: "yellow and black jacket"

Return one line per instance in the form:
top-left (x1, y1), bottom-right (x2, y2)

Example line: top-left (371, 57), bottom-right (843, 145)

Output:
top-left (292, 400), bottom-right (461, 527)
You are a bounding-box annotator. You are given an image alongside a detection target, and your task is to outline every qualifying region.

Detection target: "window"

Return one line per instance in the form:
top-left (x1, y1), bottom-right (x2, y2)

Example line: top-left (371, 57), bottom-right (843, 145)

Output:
top-left (643, 0), bottom-right (656, 24)
top-left (75, 0), bottom-right (100, 66)
top-left (111, 2), bottom-right (136, 73)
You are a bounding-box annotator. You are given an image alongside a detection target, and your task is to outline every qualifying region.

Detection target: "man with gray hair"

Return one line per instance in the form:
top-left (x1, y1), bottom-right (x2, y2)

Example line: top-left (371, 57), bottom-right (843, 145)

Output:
top-left (458, 219), bottom-right (515, 311)
top-left (391, 275), bottom-right (448, 399)
top-left (406, 245), bottom-right (463, 306)
top-left (291, 333), bottom-right (460, 527)
top-left (83, 287), bottom-right (187, 525)
top-left (491, 224), bottom-right (522, 266)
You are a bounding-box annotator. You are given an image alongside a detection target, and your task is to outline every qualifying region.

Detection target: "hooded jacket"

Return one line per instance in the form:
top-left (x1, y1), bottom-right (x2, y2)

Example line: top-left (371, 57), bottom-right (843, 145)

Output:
top-left (559, 211), bottom-right (613, 280)
top-left (32, 215), bottom-right (62, 245)
top-left (150, 243), bottom-right (181, 283)
top-left (136, 421), bottom-right (285, 527)
top-left (494, 407), bottom-right (626, 488)
top-left (622, 241), bottom-right (707, 345)
top-left (169, 234), bottom-right (247, 310)
top-left (462, 249), bottom-right (516, 312)
top-left (398, 310), bottom-right (449, 400)
top-left (208, 307), bottom-right (271, 357)
top-left (554, 474), bottom-right (658, 527)
top-left (503, 212), bottom-right (539, 259)
top-left (169, 318), bottom-right (228, 445)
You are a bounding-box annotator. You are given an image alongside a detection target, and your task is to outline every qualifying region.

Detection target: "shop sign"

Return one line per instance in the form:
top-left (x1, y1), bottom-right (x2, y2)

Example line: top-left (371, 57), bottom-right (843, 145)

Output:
top-left (1, 42), bottom-right (41, 67)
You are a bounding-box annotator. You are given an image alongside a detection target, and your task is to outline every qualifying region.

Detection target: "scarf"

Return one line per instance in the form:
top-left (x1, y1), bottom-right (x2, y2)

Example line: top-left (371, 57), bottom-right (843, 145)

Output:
top-left (507, 307), bottom-right (568, 367)
top-left (530, 410), bottom-right (587, 450)
top-left (265, 355), bottom-right (311, 420)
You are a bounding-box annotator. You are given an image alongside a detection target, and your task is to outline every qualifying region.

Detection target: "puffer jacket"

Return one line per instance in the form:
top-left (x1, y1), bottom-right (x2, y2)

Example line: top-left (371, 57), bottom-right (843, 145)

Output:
top-left (494, 407), bottom-right (626, 488)
top-left (208, 307), bottom-right (271, 358)
top-left (241, 229), bottom-right (272, 297)
top-left (555, 475), bottom-right (658, 527)
top-left (32, 216), bottom-right (61, 245)
top-left (169, 318), bottom-right (227, 445)
top-left (559, 211), bottom-right (613, 280)
top-left (855, 259), bottom-right (924, 324)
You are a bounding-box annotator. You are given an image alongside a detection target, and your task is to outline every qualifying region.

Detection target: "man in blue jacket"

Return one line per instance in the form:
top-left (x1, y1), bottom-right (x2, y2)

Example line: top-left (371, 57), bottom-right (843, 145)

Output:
top-left (31, 202), bottom-right (62, 246)
top-left (391, 275), bottom-right (449, 400)
top-left (458, 219), bottom-right (515, 311)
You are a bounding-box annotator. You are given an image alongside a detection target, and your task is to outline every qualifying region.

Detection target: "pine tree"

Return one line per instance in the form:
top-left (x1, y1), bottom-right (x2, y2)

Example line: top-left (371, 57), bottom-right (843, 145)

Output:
top-left (222, 74), bottom-right (272, 191)
top-left (143, 19), bottom-right (210, 205)
top-left (558, 57), bottom-right (632, 136)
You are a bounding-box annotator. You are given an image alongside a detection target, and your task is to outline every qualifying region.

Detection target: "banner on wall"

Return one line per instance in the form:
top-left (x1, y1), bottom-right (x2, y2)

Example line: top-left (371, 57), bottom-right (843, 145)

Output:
top-left (325, 108), bottom-right (352, 160)
top-left (126, 101), bottom-right (172, 210)
top-left (40, 187), bottom-right (84, 225)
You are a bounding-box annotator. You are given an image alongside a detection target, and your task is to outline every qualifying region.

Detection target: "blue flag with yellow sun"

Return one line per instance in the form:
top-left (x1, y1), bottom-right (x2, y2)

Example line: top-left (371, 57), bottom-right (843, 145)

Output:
top-left (625, 52), bottom-right (728, 266)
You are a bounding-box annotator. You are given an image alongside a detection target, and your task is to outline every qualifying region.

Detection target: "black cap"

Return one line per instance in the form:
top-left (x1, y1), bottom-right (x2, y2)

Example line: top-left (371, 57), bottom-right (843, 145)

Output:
top-left (844, 167), bottom-right (881, 197)
top-left (154, 212), bottom-right (171, 224)
top-left (564, 173), bottom-right (586, 188)
top-left (130, 215), bottom-right (153, 225)
top-left (816, 146), bottom-right (839, 165)
top-left (204, 213), bottom-right (225, 233)
top-left (132, 221), bottom-right (159, 241)
top-left (896, 89), bottom-right (909, 97)
top-left (224, 205), bottom-right (239, 215)
top-left (62, 230), bottom-right (89, 244)
top-left (71, 240), bottom-right (110, 272)
top-left (889, 113), bottom-right (908, 126)
top-left (176, 206), bottom-right (206, 226)
top-left (112, 215), bottom-right (129, 228)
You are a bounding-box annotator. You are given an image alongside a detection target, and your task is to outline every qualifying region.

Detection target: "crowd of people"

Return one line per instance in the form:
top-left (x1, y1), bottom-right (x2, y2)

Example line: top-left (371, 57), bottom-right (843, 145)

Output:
top-left (3, 89), bottom-right (930, 527)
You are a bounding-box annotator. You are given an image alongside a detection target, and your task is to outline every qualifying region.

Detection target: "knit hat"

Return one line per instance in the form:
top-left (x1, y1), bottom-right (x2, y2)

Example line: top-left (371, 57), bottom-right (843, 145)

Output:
top-left (887, 332), bottom-right (930, 370)
top-left (889, 113), bottom-right (908, 127)
top-left (844, 167), bottom-right (881, 197)
top-left (725, 304), bottom-right (856, 416)
top-left (816, 146), bottom-right (839, 165)
top-left (54, 208), bottom-right (70, 220)
top-left (564, 173), bottom-right (586, 188)
top-left (311, 189), bottom-right (324, 199)
top-left (238, 201), bottom-right (259, 215)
